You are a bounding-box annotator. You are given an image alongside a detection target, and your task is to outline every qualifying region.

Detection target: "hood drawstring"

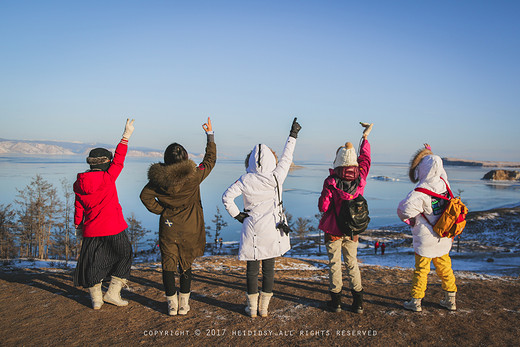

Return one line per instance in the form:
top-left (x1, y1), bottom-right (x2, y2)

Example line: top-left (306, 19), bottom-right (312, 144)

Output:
top-left (257, 144), bottom-right (262, 168)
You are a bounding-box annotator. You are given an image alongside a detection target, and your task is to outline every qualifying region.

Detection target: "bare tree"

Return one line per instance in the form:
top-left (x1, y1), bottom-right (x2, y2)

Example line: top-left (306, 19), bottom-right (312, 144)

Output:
top-left (207, 206), bottom-right (227, 254)
top-left (0, 204), bottom-right (17, 259)
top-left (53, 178), bottom-right (77, 263)
top-left (15, 190), bottom-right (36, 258)
top-left (147, 235), bottom-right (159, 253)
top-left (126, 213), bottom-right (149, 254)
top-left (15, 175), bottom-right (62, 259)
top-left (314, 213), bottom-right (323, 254)
top-left (294, 217), bottom-right (313, 240)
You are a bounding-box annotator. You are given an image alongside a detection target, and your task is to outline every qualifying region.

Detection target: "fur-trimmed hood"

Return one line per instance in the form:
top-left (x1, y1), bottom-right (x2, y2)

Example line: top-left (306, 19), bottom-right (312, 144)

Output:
top-left (147, 160), bottom-right (197, 192)
top-left (408, 149), bottom-right (449, 193)
top-left (409, 148), bottom-right (433, 183)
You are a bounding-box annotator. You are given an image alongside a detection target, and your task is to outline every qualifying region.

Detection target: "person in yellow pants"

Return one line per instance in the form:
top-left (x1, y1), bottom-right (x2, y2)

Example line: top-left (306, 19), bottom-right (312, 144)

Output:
top-left (411, 254), bottom-right (457, 302)
top-left (397, 144), bottom-right (457, 312)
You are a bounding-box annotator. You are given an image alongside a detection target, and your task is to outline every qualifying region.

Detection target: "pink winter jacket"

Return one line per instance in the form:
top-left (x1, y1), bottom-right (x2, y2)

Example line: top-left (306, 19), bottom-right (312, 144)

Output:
top-left (318, 139), bottom-right (371, 236)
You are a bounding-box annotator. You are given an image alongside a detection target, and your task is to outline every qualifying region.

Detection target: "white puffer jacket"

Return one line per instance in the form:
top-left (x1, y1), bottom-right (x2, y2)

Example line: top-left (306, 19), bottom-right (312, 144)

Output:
top-left (222, 136), bottom-right (296, 261)
top-left (397, 154), bottom-right (453, 258)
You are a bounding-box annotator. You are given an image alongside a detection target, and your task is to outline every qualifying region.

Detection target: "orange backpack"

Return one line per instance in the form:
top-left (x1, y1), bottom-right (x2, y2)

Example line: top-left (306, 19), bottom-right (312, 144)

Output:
top-left (415, 177), bottom-right (469, 238)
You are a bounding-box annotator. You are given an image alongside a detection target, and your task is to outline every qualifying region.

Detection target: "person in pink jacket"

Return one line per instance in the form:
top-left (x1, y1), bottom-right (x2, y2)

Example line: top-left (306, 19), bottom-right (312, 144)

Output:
top-left (318, 122), bottom-right (373, 313)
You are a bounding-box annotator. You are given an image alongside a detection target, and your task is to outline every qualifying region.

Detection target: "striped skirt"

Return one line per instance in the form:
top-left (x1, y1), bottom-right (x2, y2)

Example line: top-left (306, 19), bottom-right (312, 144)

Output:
top-left (73, 230), bottom-right (133, 288)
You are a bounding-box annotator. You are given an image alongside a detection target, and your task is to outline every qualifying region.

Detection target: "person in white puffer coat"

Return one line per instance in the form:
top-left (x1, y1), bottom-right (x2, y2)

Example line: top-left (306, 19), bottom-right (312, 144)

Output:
top-left (397, 144), bottom-right (457, 312)
top-left (222, 118), bottom-right (301, 318)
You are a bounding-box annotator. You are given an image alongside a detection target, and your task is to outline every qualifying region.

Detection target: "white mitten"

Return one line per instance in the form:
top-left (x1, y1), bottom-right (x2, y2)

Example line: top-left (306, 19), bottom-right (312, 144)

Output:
top-left (360, 122), bottom-right (373, 137)
top-left (122, 119), bottom-right (135, 139)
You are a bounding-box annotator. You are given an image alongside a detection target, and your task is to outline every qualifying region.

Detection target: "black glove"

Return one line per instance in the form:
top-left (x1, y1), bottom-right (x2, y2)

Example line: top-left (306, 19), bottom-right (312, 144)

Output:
top-left (289, 117), bottom-right (301, 138)
top-left (234, 212), bottom-right (249, 223)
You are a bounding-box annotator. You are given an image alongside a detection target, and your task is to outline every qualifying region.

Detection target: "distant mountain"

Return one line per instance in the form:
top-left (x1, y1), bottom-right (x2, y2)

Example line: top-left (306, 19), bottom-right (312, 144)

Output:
top-left (0, 138), bottom-right (165, 157)
top-left (442, 157), bottom-right (520, 168)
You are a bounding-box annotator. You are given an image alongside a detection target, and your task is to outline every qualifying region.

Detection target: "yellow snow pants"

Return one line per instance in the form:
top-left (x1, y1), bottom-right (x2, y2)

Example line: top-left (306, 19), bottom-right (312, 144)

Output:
top-left (411, 253), bottom-right (457, 299)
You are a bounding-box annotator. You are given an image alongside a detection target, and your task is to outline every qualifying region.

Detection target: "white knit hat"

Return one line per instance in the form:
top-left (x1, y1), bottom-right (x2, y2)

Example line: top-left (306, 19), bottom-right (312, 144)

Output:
top-left (333, 142), bottom-right (358, 168)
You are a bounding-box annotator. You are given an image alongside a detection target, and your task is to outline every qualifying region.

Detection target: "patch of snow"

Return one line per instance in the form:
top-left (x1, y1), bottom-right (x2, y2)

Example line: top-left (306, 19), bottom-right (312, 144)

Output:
top-left (475, 213), bottom-right (500, 220)
top-left (3, 258), bottom-right (76, 269)
top-left (371, 175), bottom-right (400, 181)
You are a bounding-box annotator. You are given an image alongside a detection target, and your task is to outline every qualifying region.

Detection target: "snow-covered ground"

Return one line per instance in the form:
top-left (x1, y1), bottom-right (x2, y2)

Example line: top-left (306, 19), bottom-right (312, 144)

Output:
top-left (4, 246), bottom-right (518, 277)
top-left (3, 207), bottom-right (520, 277)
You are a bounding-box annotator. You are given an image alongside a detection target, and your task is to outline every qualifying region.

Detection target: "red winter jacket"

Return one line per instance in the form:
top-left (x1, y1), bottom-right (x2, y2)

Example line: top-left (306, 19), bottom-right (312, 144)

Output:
top-left (74, 140), bottom-right (129, 237)
top-left (318, 139), bottom-right (371, 236)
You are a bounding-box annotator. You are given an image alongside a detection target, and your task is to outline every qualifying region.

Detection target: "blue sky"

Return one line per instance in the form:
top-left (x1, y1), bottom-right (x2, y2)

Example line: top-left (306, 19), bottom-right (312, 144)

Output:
top-left (1, 0), bottom-right (519, 162)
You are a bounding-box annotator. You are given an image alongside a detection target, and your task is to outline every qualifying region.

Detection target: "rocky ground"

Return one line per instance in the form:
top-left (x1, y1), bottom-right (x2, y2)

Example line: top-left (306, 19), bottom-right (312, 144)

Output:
top-left (1, 255), bottom-right (519, 346)
top-left (1, 206), bottom-right (519, 346)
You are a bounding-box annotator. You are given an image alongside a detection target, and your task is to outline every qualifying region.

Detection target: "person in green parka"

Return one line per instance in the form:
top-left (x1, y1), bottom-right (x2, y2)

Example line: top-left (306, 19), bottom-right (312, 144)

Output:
top-left (140, 117), bottom-right (216, 316)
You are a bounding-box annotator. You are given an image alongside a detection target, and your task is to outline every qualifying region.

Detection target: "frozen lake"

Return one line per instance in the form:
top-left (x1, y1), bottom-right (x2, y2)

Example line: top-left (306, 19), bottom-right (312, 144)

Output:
top-left (1, 154), bottom-right (520, 244)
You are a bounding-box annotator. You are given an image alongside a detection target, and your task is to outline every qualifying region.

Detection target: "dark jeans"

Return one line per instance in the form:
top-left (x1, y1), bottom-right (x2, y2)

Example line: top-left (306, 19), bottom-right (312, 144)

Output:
top-left (163, 267), bottom-right (192, 296)
top-left (246, 258), bottom-right (275, 294)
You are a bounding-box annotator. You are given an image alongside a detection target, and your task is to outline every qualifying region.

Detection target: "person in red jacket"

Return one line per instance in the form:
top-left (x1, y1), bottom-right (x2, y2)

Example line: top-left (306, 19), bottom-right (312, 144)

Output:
top-left (73, 119), bottom-right (135, 310)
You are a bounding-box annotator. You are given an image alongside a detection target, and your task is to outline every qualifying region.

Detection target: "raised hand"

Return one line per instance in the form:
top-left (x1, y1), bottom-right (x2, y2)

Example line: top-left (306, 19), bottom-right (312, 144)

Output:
top-left (123, 118), bottom-right (135, 139)
top-left (202, 117), bottom-right (213, 133)
top-left (289, 117), bottom-right (302, 138)
top-left (360, 122), bottom-right (373, 138)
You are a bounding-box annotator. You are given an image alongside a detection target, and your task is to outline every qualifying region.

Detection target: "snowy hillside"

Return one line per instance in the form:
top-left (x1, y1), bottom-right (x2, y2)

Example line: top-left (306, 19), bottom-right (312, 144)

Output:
top-left (0, 138), bottom-right (163, 157)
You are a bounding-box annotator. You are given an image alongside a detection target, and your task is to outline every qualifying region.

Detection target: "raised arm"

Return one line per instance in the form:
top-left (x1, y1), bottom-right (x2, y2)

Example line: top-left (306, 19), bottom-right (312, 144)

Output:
top-left (197, 117), bottom-right (217, 182)
top-left (273, 118), bottom-right (301, 182)
top-left (107, 118), bottom-right (134, 179)
top-left (358, 122), bottom-right (373, 179)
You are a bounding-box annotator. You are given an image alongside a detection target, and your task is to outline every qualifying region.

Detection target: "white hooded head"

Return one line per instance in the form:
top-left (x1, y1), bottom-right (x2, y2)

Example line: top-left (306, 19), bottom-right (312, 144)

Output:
top-left (415, 154), bottom-right (449, 192)
top-left (246, 144), bottom-right (277, 174)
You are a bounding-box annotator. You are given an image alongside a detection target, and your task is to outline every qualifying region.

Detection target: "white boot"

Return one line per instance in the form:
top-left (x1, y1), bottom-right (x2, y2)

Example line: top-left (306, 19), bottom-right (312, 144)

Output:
top-left (88, 282), bottom-right (103, 310)
top-left (440, 291), bottom-right (457, 311)
top-left (403, 298), bottom-right (422, 312)
top-left (166, 293), bottom-right (178, 316)
top-left (178, 292), bottom-right (190, 315)
top-left (258, 291), bottom-right (273, 317)
top-left (245, 292), bottom-right (259, 318)
top-left (104, 276), bottom-right (129, 306)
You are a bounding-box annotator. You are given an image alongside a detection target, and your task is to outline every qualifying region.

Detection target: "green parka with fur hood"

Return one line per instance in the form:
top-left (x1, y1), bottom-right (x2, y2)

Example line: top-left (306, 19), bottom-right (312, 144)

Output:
top-left (140, 134), bottom-right (216, 272)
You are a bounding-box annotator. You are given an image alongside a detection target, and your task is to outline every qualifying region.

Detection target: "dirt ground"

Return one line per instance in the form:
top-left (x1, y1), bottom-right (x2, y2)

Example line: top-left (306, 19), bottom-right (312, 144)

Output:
top-left (1, 256), bottom-right (519, 347)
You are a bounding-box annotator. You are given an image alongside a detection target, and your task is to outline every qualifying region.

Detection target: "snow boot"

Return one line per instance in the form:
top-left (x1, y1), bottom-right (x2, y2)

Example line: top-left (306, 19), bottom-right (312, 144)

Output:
top-left (166, 293), bottom-right (178, 316)
top-left (88, 282), bottom-right (103, 310)
top-left (104, 276), bottom-right (129, 306)
top-left (403, 298), bottom-right (422, 312)
top-left (327, 291), bottom-right (342, 313)
top-left (351, 289), bottom-right (364, 314)
top-left (439, 291), bottom-right (457, 311)
top-left (258, 291), bottom-right (273, 317)
top-left (245, 292), bottom-right (259, 317)
top-left (178, 292), bottom-right (190, 315)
